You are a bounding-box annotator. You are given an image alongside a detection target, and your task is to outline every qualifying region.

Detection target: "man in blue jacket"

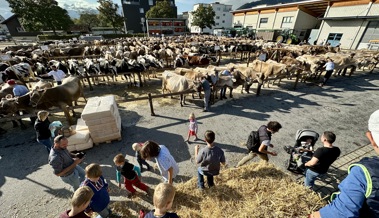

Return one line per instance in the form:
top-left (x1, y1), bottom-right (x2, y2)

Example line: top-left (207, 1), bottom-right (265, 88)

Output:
top-left (310, 110), bottom-right (379, 218)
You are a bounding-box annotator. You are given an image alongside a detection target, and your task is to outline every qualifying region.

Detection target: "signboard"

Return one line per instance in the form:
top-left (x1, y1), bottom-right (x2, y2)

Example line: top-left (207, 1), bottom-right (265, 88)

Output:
top-left (0, 54), bottom-right (11, 61)
top-left (258, 53), bottom-right (267, 61)
top-left (214, 46), bottom-right (220, 51)
top-left (41, 45), bottom-right (49, 51)
top-left (72, 38), bottom-right (77, 41)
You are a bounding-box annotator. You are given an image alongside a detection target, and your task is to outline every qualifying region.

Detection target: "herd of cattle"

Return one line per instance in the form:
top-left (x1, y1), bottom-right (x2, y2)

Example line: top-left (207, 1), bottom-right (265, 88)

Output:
top-left (0, 35), bottom-right (378, 129)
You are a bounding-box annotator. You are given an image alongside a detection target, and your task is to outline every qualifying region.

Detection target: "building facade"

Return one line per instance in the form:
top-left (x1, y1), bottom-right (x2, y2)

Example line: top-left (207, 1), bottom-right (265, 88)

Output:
top-left (231, 0), bottom-right (379, 49)
top-left (188, 2), bottom-right (233, 34)
top-left (121, 0), bottom-right (177, 34)
top-left (146, 18), bottom-right (186, 36)
top-left (0, 15), bottom-right (9, 35)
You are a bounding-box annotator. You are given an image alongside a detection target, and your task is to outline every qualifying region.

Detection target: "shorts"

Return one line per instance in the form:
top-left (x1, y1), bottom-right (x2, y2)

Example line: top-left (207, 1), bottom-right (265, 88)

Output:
top-left (189, 130), bottom-right (196, 136)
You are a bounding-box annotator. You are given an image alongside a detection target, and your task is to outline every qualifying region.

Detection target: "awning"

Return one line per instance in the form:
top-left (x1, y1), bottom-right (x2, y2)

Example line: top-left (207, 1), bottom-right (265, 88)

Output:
top-left (319, 16), bottom-right (379, 20)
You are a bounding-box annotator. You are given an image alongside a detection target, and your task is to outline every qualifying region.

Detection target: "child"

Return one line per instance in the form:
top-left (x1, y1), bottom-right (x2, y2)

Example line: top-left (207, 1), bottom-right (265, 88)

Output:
top-left (195, 130), bottom-right (226, 190)
top-left (144, 183), bottom-right (179, 218)
top-left (293, 138), bottom-right (314, 164)
top-left (81, 163), bottom-right (111, 218)
top-left (132, 143), bottom-right (151, 172)
top-left (185, 112), bottom-right (198, 142)
top-left (60, 186), bottom-right (94, 218)
top-left (113, 153), bottom-right (149, 197)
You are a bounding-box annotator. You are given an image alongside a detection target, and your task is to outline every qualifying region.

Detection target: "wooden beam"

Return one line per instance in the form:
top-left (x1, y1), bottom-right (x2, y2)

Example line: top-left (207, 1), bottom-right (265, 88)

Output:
top-left (332, 0), bottom-right (371, 7)
top-left (298, 5), bottom-right (319, 17)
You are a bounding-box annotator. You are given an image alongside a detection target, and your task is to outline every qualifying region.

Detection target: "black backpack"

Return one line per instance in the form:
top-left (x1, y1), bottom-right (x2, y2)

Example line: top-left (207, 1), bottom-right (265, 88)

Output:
top-left (246, 131), bottom-right (260, 152)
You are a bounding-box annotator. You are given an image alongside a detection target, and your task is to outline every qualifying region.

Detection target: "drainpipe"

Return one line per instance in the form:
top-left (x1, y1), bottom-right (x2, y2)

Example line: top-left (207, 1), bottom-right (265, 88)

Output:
top-left (243, 12), bottom-right (246, 27)
top-left (315, 1), bottom-right (332, 43)
top-left (272, 9), bottom-right (278, 29)
top-left (350, 1), bottom-right (373, 49)
top-left (256, 10), bottom-right (261, 30)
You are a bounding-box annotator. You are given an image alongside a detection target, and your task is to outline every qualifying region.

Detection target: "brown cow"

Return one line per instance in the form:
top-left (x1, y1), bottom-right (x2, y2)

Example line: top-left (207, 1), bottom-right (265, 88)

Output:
top-left (29, 76), bottom-right (85, 125)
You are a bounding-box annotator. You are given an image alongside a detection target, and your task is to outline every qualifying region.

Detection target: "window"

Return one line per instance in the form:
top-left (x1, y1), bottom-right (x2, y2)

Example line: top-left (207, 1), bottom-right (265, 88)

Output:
top-left (141, 18), bottom-right (145, 22)
top-left (216, 16), bottom-right (220, 19)
top-left (16, 27), bottom-right (25, 32)
top-left (217, 7), bottom-right (220, 11)
top-left (149, 0), bottom-right (153, 5)
top-left (282, 16), bottom-right (293, 23)
top-left (222, 20), bottom-right (225, 23)
top-left (170, 0), bottom-right (174, 6)
top-left (259, 18), bottom-right (268, 28)
top-left (216, 22), bottom-right (219, 25)
top-left (223, 13), bottom-right (225, 16)
top-left (139, 8), bottom-right (144, 13)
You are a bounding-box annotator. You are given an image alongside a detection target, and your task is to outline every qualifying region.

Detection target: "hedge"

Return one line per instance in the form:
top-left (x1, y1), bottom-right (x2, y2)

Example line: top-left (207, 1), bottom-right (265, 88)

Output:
top-left (37, 34), bottom-right (81, 41)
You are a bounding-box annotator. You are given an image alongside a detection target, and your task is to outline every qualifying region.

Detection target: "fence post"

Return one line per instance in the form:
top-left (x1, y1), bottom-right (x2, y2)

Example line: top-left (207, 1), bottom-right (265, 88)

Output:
top-left (85, 73), bottom-right (93, 91)
top-left (247, 51), bottom-right (251, 67)
top-left (148, 93), bottom-right (155, 116)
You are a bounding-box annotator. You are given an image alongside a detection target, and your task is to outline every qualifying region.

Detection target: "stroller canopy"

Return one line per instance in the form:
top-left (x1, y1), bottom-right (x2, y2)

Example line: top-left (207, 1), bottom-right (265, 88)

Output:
top-left (295, 129), bottom-right (320, 146)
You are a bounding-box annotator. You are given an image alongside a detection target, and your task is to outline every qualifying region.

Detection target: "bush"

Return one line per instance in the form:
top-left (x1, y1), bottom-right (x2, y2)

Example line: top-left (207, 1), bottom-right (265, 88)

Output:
top-left (37, 34), bottom-right (81, 41)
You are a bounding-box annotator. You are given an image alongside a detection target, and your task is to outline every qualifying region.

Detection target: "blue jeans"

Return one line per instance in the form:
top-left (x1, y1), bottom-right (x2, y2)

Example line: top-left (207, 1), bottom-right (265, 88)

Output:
top-left (96, 207), bottom-right (111, 218)
top-left (197, 167), bottom-right (214, 189)
top-left (37, 138), bottom-right (52, 153)
top-left (61, 165), bottom-right (85, 191)
top-left (304, 168), bottom-right (322, 188)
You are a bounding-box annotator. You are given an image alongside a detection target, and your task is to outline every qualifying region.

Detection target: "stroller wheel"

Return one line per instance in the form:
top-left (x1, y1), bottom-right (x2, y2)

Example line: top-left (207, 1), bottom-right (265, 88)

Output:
top-left (283, 146), bottom-right (293, 154)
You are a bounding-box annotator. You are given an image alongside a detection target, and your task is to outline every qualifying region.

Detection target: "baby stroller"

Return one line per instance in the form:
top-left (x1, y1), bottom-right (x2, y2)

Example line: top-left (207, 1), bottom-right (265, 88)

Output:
top-left (284, 129), bottom-right (319, 174)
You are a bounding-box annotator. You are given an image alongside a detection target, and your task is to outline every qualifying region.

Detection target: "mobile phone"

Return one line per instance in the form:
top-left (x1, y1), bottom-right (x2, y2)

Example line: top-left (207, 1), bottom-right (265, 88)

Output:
top-left (76, 152), bottom-right (86, 159)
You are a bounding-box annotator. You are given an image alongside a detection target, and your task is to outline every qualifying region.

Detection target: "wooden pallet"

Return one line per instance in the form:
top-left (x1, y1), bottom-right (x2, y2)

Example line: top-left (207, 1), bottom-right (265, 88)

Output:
top-left (94, 137), bottom-right (122, 146)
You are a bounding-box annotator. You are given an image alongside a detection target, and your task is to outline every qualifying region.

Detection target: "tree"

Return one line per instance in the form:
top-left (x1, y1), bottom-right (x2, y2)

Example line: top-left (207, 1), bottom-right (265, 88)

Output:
top-left (6, 0), bottom-right (73, 35)
top-left (146, 0), bottom-right (175, 19)
top-left (76, 11), bottom-right (101, 31)
top-left (191, 5), bottom-right (215, 33)
top-left (97, 0), bottom-right (124, 33)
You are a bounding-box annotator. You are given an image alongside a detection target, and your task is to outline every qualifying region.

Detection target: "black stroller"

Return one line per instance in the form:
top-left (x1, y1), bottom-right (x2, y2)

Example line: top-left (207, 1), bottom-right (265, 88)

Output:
top-left (284, 129), bottom-right (319, 174)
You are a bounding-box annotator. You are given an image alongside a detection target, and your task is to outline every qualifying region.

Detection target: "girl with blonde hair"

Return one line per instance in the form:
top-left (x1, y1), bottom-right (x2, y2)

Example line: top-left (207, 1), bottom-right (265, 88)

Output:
top-left (185, 112), bottom-right (198, 143)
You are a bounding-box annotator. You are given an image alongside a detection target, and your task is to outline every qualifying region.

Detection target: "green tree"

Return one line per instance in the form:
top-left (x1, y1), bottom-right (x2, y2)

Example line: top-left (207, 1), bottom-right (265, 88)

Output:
top-left (97, 0), bottom-right (124, 33)
top-left (6, 0), bottom-right (73, 35)
top-left (146, 0), bottom-right (175, 18)
top-left (191, 4), bottom-right (215, 33)
top-left (76, 11), bottom-right (100, 31)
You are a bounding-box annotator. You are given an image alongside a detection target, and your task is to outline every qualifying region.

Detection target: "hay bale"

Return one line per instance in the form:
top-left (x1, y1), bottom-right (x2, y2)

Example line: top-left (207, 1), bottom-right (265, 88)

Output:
top-left (109, 162), bottom-right (326, 218)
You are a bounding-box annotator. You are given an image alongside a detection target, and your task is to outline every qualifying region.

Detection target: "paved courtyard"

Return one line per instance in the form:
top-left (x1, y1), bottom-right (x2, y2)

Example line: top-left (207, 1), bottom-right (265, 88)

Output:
top-left (1, 70), bottom-right (379, 217)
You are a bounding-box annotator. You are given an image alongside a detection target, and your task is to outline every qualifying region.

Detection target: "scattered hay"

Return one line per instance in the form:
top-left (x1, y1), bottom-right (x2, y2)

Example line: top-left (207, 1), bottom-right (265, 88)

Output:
top-left (110, 162), bottom-right (326, 218)
top-left (174, 162), bottom-right (327, 218)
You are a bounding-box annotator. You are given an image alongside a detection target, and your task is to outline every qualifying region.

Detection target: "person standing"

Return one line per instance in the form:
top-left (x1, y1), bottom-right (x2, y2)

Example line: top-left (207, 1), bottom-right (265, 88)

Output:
top-left (200, 76), bottom-right (211, 112)
top-left (219, 69), bottom-right (232, 100)
top-left (140, 141), bottom-right (179, 184)
top-left (309, 111), bottom-right (379, 218)
top-left (304, 131), bottom-right (340, 189)
top-left (41, 65), bottom-right (66, 85)
top-left (49, 135), bottom-right (86, 191)
top-left (195, 130), bottom-right (226, 190)
top-left (236, 121), bottom-right (282, 168)
top-left (132, 143), bottom-right (151, 172)
top-left (34, 110), bottom-right (52, 153)
top-left (7, 79), bottom-right (29, 97)
top-left (319, 58), bottom-right (334, 87)
top-left (185, 112), bottom-right (198, 143)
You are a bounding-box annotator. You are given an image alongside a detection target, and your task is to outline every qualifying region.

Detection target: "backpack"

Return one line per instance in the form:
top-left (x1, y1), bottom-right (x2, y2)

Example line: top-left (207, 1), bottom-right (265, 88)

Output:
top-left (246, 131), bottom-right (260, 152)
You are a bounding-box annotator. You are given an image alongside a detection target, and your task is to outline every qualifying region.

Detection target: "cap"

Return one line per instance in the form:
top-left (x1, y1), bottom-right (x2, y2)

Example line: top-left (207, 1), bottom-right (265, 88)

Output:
top-left (7, 79), bottom-right (16, 85)
top-left (368, 110), bottom-right (379, 144)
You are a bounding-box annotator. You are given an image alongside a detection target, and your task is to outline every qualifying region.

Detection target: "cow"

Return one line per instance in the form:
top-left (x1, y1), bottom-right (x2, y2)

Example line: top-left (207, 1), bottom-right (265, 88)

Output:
top-left (2, 63), bottom-right (36, 86)
top-left (187, 54), bottom-right (218, 66)
top-left (161, 71), bottom-right (200, 107)
top-left (250, 60), bottom-right (287, 87)
top-left (109, 58), bottom-right (144, 87)
top-left (29, 76), bottom-right (85, 125)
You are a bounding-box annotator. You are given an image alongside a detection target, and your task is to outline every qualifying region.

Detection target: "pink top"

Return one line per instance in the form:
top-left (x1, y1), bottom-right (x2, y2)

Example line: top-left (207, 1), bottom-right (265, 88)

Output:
top-left (189, 119), bottom-right (198, 132)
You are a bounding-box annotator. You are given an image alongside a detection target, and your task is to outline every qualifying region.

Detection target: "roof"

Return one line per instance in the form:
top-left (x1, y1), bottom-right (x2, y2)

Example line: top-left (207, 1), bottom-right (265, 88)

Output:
top-left (232, 0), bottom-right (346, 18)
top-left (1, 14), bottom-right (18, 24)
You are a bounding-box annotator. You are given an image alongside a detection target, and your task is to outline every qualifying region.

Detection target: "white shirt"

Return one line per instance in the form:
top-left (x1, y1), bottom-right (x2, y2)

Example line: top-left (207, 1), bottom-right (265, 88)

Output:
top-left (48, 70), bottom-right (66, 82)
top-left (155, 145), bottom-right (179, 182)
top-left (324, 62), bottom-right (334, 71)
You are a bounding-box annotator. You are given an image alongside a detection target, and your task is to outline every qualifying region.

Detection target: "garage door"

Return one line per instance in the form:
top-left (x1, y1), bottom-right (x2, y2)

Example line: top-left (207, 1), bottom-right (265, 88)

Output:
top-left (360, 21), bottom-right (379, 43)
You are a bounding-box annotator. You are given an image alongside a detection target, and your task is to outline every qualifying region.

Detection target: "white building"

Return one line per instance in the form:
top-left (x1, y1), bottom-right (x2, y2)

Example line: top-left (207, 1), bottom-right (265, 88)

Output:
top-left (188, 2), bottom-right (233, 34)
top-left (231, 0), bottom-right (379, 49)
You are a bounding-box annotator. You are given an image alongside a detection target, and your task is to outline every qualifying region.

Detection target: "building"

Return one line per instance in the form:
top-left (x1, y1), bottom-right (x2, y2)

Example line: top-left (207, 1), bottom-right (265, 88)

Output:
top-left (231, 0), bottom-right (379, 49)
top-left (1, 14), bottom-right (41, 41)
top-left (146, 18), bottom-right (186, 36)
top-left (121, 0), bottom-right (177, 34)
top-left (0, 15), bottom-right (9, 35)
top-left (188, 2), bottom-right (233, 34)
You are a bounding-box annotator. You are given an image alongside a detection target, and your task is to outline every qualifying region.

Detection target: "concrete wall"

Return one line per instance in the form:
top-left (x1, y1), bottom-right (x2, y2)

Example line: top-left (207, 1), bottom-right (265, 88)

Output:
top-left (328, 4), bottom-right (369, 17)
top-left (273, 11), bottom-right (297, 29)
top-left (243, 14), bottom-right (259, 28)
top-left (294, 10), bottom-right (320, 30)
top-left (318, 20), bottom-right (368, 49)
top-left (257, 13), bottom-right (275, 29)
top-left (233, 15), bottom-right (245, 27)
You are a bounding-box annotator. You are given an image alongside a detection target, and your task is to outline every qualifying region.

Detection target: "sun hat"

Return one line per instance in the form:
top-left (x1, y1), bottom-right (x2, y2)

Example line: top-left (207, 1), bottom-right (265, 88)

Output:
top-left (368, 110), bottom-right (379, 144)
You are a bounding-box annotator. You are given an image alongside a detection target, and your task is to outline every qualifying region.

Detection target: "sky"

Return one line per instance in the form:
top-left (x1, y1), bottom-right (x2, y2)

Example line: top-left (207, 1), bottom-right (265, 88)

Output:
top-left (0, 0), bottom-right (252, 19)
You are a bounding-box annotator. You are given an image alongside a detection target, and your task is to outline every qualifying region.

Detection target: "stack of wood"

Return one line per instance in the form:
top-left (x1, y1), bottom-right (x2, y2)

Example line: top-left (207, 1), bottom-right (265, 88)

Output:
top-left (67, 118), bottom-right (93, 152)
top-left (81, 95), bottom-right (122, 145)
